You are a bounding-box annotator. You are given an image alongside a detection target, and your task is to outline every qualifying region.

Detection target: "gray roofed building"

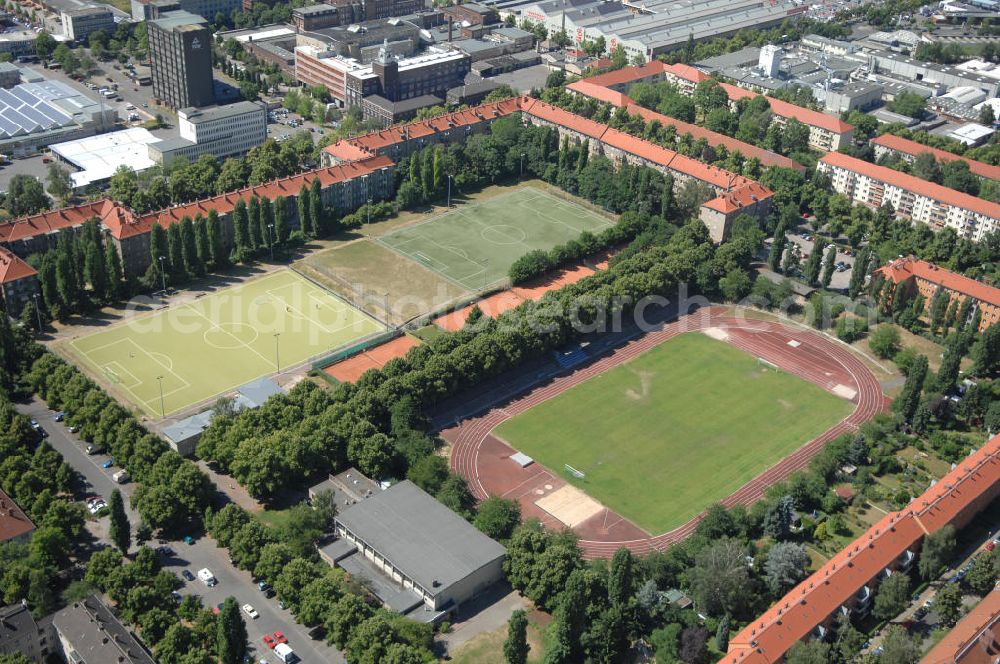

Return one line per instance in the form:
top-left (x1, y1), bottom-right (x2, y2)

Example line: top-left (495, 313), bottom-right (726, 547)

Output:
top-left (331, 479), bottom-right (506, 617)
top-left (0, 601), bottom-right (54, 660)
top-left (309, 466), bottom-right (382, 511)
top-left (52, 595), bottom-right (155, 664)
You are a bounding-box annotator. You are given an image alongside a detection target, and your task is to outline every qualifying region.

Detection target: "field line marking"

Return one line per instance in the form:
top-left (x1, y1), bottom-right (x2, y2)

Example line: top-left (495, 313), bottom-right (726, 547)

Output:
top-left (120, 337), bottom-right (191, 391)
top-left (179, 303), bottom-right (275, 368)
top-left (74, 336), bottom-right (136, 357)
top-left (103, 360), bottom-right (142, 389)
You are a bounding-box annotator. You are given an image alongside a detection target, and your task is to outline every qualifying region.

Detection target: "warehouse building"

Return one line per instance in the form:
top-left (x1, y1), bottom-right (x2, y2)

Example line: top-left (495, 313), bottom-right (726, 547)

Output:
top-left (0, 77), bottom-right (116, 157)
top-left (321, 479), bottom-right (506, 621)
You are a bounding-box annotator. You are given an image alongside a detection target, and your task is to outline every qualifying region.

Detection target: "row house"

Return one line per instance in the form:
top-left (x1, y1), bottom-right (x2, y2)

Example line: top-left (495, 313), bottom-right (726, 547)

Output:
top-left (0, 247), bottom-right (39, 316)
top-left (725, 433), bottom-right (1000, 664)
top-left (876, 256), bottom-right (1000, 332)
top-left (818, 151), bottom-right (1000, 243)
top-left (871, 133), bottom-right (1000, 184)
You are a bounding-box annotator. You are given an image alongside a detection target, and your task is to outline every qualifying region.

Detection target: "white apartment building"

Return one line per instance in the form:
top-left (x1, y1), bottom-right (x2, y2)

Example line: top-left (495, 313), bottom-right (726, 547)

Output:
top-left (148, 101), bottom-right (268, 163)
top-left (818, 151), bottom-right (1000, 242)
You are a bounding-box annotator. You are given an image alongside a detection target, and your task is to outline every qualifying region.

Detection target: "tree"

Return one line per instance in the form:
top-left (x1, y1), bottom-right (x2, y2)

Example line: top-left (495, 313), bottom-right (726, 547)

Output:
top-left (274, 196), bottom-right (289, 243)
top-left (934, 582), bottom-right (962, 626)
top-left (911, 152), bottom-right (942, 183)
top-left (7, 174), bottom-right (49, 217)
top-left (503, 609), bottom-right (529, 664)
top-left (980, 104), bottom-right (996, 127)
top-left (802, 239), bottom-right (825, 287)
top-left (784, 640), bottom-right (831, 664)
top-left (890, 91), bottom-right (926, 119)
top-left (473, 496), bottom-right (521, 541)
top-left (715, 614), bottom-right (731, 652)
top-left (919, 525), bottom-right (956, 580)
top-left (108, 489), bottom-right (130, 554)
top-left (965, 550), bottom-right (998, 595)
top-left (768, 222), bottom-right (788, 272)
top-left (935, 338), bottom-right (964, 394)
top-left (820, 244), bottom-right (836, 289)
top-left (46, 163), bottom-right (72, 203)
top-left (232, 199), bottom-right (250, 253)
top-left (608, 547), bottom-right (635, 608)
top-left (687, 539), bottom-right (751, 616)
top-left (309, 178), bottom-right (325, 236)
top-left (763, 495), bottom-right (795, 540)
top-left (869, 325), bottom-right (901, 359)
top-left (764, 542), bottom-right (809, 595)
top-left (679, 626), bottom-right (708, 664)
top-left (879, 625), bottom-right (919, 664)
top-left (216, 596), bottom-right (247, 664)
top-left (894, 353), bottom-right (928, 423)
top-left (874, 571), bottom-right (911, 620)
top-left (34, 31), bottom-right (57, 62)
top-left (298, 184), bottom-right (313, 237)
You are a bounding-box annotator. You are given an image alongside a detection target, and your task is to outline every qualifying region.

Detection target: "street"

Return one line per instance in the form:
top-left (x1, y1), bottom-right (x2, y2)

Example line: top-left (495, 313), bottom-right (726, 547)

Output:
top-left (16, 396), bottom-right (344, 664)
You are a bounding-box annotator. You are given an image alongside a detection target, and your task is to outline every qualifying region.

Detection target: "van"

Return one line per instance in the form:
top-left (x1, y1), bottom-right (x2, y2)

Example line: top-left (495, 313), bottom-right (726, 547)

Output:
top-left (197, 568), bottom-right (217, 587)
top-left (274, 643), bottom-right (298, 663)
top-left (112, 470), bottom-right (130, 484)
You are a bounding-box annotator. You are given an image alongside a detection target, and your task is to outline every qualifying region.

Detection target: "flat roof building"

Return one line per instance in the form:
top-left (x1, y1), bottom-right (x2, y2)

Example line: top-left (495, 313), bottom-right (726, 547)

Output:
top-left (61, 5), bottom-right (115, 41)
top-left (329, 479), bottom-right (506, 617)
top-left (50, 127), bottom-right (163, 189)
top-left (149, 101), bottom-right (267, 164)
top-left (148, 10), bottom-right (214, 110)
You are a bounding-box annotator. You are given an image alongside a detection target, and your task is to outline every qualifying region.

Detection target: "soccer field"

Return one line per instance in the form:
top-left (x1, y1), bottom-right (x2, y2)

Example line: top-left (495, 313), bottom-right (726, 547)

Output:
top-left (377, 186), bottom-right (613, 291)
top-left (493, 333), bottom-right (854, 533)
top-left (66, 270), bottom-right (382, 417)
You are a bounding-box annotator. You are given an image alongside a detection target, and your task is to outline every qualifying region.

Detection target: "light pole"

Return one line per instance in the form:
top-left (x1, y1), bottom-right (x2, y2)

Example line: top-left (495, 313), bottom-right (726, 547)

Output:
top-left (366, 198), bottom-right (372, 238)
top-left (156, 375), bottom-right (165, 417)
top-left (483, 258), bottom-right (489, 291)
top-left (447, 174), bottom-right (452, 208)
top-left (157, 255), bottom-right (167, 294)
top-left (383, 292), bottom-right (390, 331)
top-left (520, 153), bottom-right (525, 178)
top-left (273, 332), bottom-right (280, 371)
top-left (31, 293), bottom-right (42, 334)
top-left (267, 223), bottom-right (275, 261)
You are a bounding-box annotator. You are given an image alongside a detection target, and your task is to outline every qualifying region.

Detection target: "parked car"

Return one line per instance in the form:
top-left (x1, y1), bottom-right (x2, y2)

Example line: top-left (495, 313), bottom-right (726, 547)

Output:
top-left (263, 635), bottom-right (276, 649)
top-left (68, 425), bottom-right (79, 433)
top-left (273, 631), bottom-right (288, 645)
top-left (101, 459), bottom-right (114, 469)
top-left (53, 411), bottom-right (66, 421)
top-left (181, 569), bottom-right (195, 581)
top-left (242, 604), bottom-right (259, 619)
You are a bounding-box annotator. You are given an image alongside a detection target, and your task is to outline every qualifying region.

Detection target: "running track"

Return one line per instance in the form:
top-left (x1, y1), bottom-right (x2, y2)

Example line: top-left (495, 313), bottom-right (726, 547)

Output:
top-left (443, 306), bottom-right (889, 558)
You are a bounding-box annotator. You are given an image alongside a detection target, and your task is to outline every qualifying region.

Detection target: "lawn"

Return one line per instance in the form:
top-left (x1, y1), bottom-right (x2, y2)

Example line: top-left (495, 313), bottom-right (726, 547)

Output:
top-left (378, 186), bottom-right (613, 291)
top-left (296, 240), bottom-right (469, 324)
top-left (66, 270), bottom-right (382, 417)
top-left (494, 333), bottom-right (855, 534)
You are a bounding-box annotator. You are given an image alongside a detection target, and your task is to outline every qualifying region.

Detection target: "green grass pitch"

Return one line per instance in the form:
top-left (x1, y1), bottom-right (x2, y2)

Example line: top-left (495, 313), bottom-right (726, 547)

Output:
top-left (377, 186), bottom-right (614, 291)
top-left (493, 333), bottom-right (855, 534)
top-left (67, 270), bottom-right (383, 417)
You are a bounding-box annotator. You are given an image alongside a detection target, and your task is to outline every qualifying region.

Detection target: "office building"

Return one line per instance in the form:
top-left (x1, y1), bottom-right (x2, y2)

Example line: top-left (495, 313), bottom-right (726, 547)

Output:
top-left (53, 595), bottom-right (155, 664)
top-left (724, 434), bottom-right (1000, 664)
top-left (149, 101), bottom-right (267, 163)
top-left (818, 151), bottom-right (1000, 242)
top-left (131, 0), bottom-right (240, 21)
top-left (61, 5), bottom-right (115, 41)
top-left (148, 10), bottom-right (214, 110)
top-left (876, 256), bottom-right (1000, 332)
top-left (0, 602), bottom-right (54, 660)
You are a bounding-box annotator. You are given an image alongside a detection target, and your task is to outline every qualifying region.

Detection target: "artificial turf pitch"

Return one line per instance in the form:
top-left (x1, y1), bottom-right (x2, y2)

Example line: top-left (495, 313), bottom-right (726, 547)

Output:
top-left (377, 186), bottom-right (614, 291)
top-left (493, 333), bottom-right (854, 534)
top-left (66, 270), bottom-right (382, 417)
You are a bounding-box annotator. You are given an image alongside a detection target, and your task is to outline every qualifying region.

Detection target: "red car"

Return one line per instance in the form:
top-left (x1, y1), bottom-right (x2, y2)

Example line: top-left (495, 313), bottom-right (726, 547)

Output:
top-left (273, 631), bottom-right (288, 645)
top-left (262, 635), bottom-right (276, 649)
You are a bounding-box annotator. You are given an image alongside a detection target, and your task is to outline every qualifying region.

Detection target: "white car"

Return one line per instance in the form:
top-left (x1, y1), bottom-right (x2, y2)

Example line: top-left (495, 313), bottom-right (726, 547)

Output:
top-left (242, 604), bottom-right (259, 619)
top-left (86, 500), bottom-right (106, 514)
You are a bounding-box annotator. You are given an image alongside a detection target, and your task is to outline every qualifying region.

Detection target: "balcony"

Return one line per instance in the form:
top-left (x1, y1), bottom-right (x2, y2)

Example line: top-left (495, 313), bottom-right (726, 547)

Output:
top-left (897, 550), bottom-right (915, 571)
top-left (812, 624), bottom-right (828, 641)
top-left (855, 585), bottom-right (871, 606)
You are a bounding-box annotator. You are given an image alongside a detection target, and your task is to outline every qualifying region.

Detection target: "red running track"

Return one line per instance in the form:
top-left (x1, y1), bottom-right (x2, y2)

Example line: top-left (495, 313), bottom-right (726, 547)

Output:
top-left (442, 306), bottom-right (889, 559)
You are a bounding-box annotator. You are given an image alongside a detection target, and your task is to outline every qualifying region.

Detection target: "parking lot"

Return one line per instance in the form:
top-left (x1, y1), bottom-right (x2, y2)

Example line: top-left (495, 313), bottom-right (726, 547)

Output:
top-left (783, 228), bottom-right (856, 291)
top-left (16, 396), bottom-right (345, 664)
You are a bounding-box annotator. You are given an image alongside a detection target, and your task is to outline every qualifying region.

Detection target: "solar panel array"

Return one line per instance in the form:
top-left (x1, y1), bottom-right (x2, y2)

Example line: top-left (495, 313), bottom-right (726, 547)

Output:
top-left (0, 81), bottom-right (75, 138)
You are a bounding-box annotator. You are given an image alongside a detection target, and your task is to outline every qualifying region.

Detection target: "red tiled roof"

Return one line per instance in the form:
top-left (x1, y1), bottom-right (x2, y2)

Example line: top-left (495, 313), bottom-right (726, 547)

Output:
top-left (872, 134), bottom-right (1000, 183)
top-left (567, 79), bottom-right (635, 107)
top-left (877, 256), bottom-right (1000, 308)
top-left (323, 97), bottom-right (526, 160)
top-left (726, 434), bottom-right (1000, 664)
top-left (921, 585), bottom-right (1000, 664)
top-left (662, 63), bottom-right (711, 84)
top-left (624, 103), bottom-right (804, 172)
top-left (701, 181), bottom-right (773, 213)
top-left (0, 246), bottom-right (37, 284)
top-left (574, 60), bottom-right (667, 89)
top-left (0, 200), bottom-right (108, 244)
top-left (820, 151), bottom-right (1000, 221)
top-left (0, 488), bottom-right (34, 543)
top-left (123, 156), bottom-right (395, 239)
top-left (656, 63), bottom-right (852, 135)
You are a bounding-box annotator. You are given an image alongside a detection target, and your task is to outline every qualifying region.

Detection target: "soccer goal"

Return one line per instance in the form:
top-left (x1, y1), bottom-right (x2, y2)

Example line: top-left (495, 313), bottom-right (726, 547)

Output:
top-left (564, 464), bottom-right (586, 479)
top-left (757, 357), bottom-right (779, 372)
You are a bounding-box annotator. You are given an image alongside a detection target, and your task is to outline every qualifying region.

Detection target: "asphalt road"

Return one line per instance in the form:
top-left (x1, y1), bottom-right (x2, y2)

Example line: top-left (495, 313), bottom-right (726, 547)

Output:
top-left (17, 396), bottom-right (344, 664)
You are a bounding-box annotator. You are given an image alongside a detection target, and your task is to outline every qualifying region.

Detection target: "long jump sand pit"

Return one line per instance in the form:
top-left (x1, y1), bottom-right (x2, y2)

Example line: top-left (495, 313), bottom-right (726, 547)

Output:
top-left (535, 484), bottom-right (604, 528)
